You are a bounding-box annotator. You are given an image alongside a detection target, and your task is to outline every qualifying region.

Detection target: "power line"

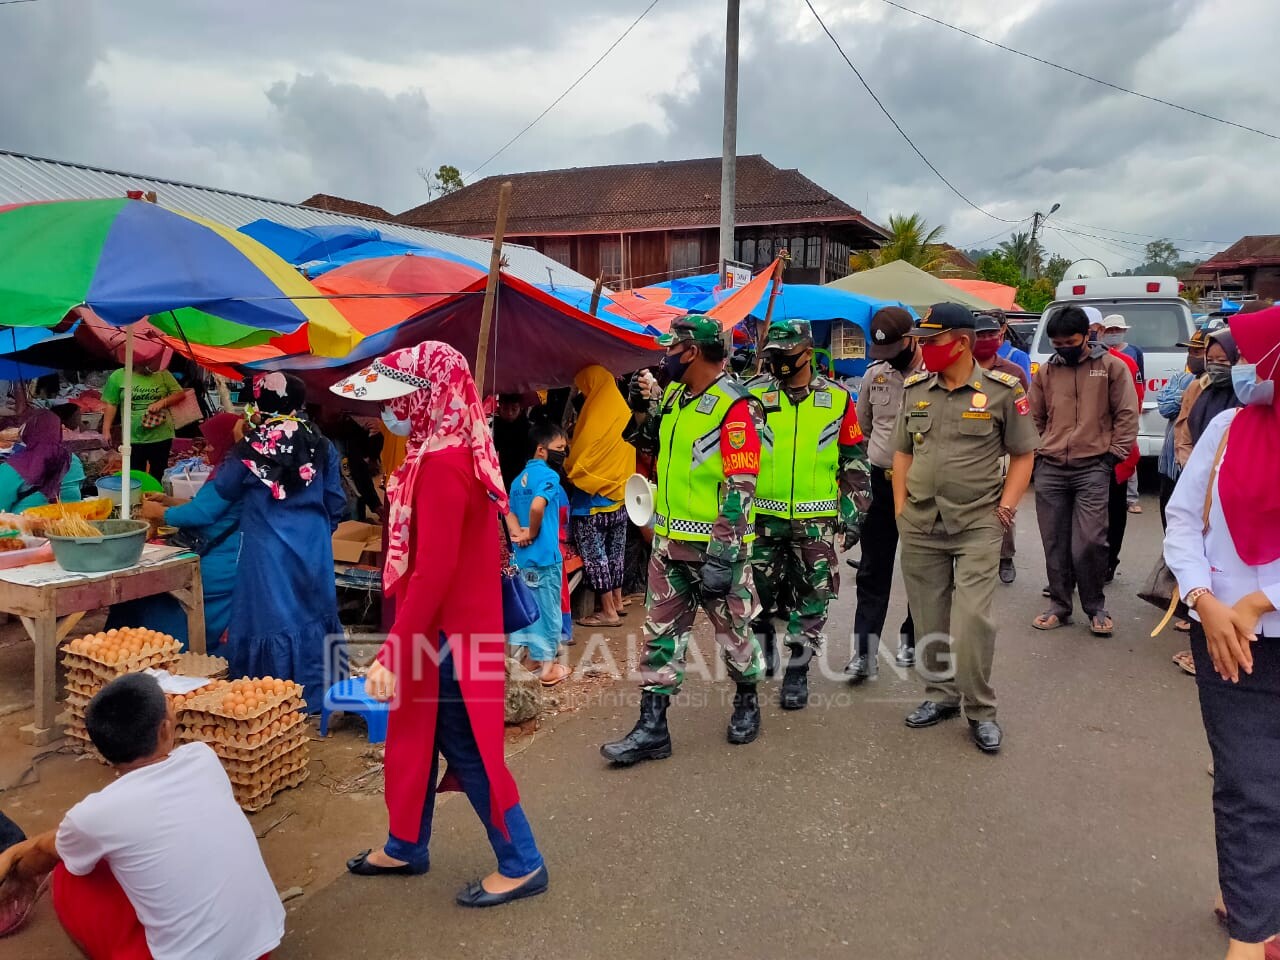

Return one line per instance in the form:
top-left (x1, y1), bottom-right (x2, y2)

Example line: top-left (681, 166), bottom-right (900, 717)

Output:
top-left (1049, 224), bottom-right (1211, 258)
top-left (803, 0), bottom-right (1021, 224)
top-left (956, 218), bottom-right (1033, 250)
top-left (0, 1), bottom-right (43, 5)
top-left (1051, 216), bottom-right (1228, 247)
top-left (876, 0), bottom-right (1280, 142)
top-left (462, 0), bottom-right (662, 182)
top-left (1042, 225), bottom-right (1143, 267)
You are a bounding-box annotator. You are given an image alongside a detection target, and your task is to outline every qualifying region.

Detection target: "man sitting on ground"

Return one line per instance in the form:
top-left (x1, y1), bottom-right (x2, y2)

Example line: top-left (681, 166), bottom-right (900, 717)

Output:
top-left (0, 673), bottom-right (284, 960)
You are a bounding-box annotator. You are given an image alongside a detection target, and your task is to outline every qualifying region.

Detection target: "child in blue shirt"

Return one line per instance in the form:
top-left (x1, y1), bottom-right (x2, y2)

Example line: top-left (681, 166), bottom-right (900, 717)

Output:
top-left (508, 424), bottom-right (571, 686)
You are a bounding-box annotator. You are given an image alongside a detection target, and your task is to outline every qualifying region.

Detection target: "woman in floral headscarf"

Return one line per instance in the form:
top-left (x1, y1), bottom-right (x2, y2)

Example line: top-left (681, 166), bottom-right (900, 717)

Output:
top-left (333, 342), bottom-right (549, 909)
top-left (213, 373), bottom-right (349, 709)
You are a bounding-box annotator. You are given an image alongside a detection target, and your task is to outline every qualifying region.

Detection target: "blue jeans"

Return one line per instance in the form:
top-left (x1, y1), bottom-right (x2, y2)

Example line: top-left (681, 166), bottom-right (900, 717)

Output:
top-left (383, 639), bottom-right (544, 877)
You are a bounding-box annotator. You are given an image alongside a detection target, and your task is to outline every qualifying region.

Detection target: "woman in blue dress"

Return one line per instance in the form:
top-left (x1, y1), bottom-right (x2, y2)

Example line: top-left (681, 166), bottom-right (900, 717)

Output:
top-left (214, 373), bottom-right (348, 710)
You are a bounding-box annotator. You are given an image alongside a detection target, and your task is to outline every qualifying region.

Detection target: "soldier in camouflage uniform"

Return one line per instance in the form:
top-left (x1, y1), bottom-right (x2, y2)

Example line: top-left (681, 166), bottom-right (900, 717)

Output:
top-left (601, 315), bottom-right (766, 766)
top-left (748, 320), bottom-right (871, 710)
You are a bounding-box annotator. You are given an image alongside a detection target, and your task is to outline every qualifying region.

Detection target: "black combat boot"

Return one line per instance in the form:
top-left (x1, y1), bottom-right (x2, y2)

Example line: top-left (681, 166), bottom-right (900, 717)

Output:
top-left (779, 662), bottom-right (809, 710)
top-left (726, 683), bottom-right (761, 744)
top-left (600, 691), bottom-right (672, 765)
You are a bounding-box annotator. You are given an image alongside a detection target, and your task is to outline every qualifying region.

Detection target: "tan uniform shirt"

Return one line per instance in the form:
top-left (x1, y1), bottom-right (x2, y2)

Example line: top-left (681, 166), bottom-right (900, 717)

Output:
top-left (894, 361), bottom-right (1041, 536)
top-left (857, 360), bottom-right (916, 469)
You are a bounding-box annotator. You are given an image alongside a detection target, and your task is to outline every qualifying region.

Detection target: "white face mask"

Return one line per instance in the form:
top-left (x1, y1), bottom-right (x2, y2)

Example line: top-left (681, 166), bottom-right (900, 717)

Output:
top-left (380, 406), bottom-right (411, 437)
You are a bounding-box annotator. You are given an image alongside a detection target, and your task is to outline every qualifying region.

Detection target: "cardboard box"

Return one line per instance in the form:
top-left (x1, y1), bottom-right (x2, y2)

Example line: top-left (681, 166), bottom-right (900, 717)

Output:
top-left (332, 521), bottom-right (382, 564)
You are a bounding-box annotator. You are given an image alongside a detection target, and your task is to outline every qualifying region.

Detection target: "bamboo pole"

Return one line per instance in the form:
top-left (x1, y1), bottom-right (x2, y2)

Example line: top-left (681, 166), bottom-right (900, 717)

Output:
top-left (755, 258), bottom-right (785, 370)
top-left (588, 273), bottom-right (604, 316)
top-left (473, 181), bottom-right (513, 393)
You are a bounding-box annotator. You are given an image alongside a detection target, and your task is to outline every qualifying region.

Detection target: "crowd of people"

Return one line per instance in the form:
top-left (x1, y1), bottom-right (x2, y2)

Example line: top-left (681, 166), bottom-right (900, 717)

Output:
top-left (1, 294), bottom-right (1278, 958)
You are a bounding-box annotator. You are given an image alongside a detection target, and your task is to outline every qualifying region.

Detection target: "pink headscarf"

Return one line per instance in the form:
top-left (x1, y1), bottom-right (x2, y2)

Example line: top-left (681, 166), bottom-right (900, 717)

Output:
top-left (1218, 305), bottom-right (1280, 565)
top-left (381, 342), bottom-right (508, 594)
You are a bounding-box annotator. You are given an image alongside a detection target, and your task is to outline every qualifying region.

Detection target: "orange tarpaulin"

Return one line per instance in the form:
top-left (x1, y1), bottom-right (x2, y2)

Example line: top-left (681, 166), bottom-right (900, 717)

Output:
top-left (942, 279), bottom-right (1020, 311)
top-left (705, 259), bottom-right (781, 328)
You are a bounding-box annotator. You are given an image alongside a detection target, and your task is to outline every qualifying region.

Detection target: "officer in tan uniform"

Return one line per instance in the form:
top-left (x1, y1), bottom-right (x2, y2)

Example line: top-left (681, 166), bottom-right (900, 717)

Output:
top-left (893, 303), bottom-right (1039, 754)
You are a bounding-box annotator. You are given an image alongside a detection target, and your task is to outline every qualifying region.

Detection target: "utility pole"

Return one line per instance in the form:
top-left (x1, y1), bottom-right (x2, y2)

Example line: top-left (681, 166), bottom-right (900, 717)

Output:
top-left (1026, 201), bottom-right (1061, 279)
top-left (719, 0), bottom-right (739, 289)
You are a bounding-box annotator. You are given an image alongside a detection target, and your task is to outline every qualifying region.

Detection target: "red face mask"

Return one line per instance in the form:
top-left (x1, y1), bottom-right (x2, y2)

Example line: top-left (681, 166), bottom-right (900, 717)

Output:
top-left (920, 338), bottom-right (966, 372)
top-left (973, 336), bottom-right (1002, 361)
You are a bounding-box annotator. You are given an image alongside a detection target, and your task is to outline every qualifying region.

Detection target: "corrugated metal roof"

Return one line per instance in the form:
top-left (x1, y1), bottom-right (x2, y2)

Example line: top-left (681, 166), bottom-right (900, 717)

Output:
top-left (0, 150), bottom-right (595, 289)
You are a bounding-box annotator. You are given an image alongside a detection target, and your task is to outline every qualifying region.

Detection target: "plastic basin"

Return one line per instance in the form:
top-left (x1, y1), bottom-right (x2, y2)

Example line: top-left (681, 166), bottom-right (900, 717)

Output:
top-left (46, 519), bottom-right (149, 573)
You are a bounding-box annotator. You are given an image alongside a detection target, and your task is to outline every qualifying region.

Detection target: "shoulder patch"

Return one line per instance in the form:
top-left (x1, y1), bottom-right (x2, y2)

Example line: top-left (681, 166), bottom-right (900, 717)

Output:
top-left (985, 369), bottom-right (1020, 389)
top-left (903, 371), bottom-right (931, 387)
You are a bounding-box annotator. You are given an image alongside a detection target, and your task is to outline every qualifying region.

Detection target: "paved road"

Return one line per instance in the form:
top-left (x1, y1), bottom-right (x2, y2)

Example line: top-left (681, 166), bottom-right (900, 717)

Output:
top-left (281, 496), bottom-right (1223, 959)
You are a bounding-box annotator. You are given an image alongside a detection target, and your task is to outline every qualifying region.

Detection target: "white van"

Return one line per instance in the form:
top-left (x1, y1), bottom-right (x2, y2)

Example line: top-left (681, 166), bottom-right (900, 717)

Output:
top-left (1029, 274), bottom-right (1195, 457)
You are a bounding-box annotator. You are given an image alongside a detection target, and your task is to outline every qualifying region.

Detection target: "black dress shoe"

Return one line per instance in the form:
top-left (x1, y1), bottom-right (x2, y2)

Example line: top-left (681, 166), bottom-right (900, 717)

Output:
top-left (456, 865), bottom-right (549, 908)
top-left (904, 701), bottom-right (961, 728)
top-left (970, 719), bottom-right (1003, 753)
top-left (999, 558), bottom-right (1016, 584)
top-left (894, 642), bottom-right (915, 668)
top-left (844, 654), bottom-right (877, 683)
top-left (347, 849), bottom-right (429, 876)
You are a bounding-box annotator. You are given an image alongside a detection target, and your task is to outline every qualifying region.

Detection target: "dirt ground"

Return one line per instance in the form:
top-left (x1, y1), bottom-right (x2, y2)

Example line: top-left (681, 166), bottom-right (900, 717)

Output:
top-left (0, 604), bottom-right (643, 958)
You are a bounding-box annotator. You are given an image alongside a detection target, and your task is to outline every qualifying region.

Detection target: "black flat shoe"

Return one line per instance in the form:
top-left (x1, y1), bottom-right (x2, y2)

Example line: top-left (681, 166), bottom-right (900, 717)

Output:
top-left (456, 865), bottom-right (549, 908)
top-left (970, 719), bottom-right (1003, 754)
top-left (904, 701), bottom-right (961, 728)
top-left (346, 849), bottom-right (429, 876)
top-left (999, 558), bottom-right (1016, 584)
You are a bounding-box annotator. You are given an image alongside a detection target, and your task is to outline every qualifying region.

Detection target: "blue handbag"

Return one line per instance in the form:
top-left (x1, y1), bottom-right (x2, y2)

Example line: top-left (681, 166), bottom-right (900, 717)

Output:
top-left (501, 521), bottom-right (539, 634)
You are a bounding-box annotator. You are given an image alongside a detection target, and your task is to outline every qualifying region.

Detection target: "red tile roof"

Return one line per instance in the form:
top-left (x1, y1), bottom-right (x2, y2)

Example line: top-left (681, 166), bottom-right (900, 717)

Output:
top-left (396, 155), bottom-right (887, 241)
top-left (300, 193), bottom-right (393, 222)
top-left (1192, 235), bottom-right (1280, 275)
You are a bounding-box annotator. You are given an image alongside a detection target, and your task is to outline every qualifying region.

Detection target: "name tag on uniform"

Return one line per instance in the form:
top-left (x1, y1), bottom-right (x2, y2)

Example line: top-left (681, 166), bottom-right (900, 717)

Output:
top-left (962, 411), bottom-right (992, 420)
top-left (908, 409), bottom-right (930, 418)
top-left (696, 394), bottom-right (720, 414)
top-left (814, 391), bottom-right (832, 408)
top-left (1089, 370), bottom-right (1108, 377)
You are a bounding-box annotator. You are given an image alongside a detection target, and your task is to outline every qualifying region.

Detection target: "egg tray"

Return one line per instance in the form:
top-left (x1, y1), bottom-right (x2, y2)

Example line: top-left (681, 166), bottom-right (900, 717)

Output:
top-left (62, 649), bottom-right (180, 683)
top-left (176, 709), bottom-right (309, 755)
top-left (231, 756), bottom-right (311, 811)
top-left (62, 723), bottom-right (110, 766)
top-left (179, 696), bottom-right (306, 737)
top-left (220, 737), bottom-right (309, 784)
top-left (172, 652), bottom-right (229, 680)
top-left (65, 670), bottom-right (105, 700)
top-left (182, 682), bottom-right (303, 721)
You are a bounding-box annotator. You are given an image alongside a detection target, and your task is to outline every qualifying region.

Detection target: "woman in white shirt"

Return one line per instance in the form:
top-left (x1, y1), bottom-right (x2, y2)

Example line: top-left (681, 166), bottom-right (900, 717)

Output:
top-left (1164, 305), bottom-right (1280, 960)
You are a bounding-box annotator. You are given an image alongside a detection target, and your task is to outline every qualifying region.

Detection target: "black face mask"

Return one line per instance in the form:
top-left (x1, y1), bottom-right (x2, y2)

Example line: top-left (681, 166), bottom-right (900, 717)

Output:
top-left (1206, 361), bottom-right (1233, 387)
top-left (886, 343), bottom-right (915, 373)
top-left (766, 350), bottom-right (809, 379)
top-left (661, 348), bottom-right (693, 384)
top-left (546, 448), bottom-right (567, 471)
top-left (1055, 345), bottom-right (1085, 366)
top-left (1187, 353), bottom-right (1206, 377)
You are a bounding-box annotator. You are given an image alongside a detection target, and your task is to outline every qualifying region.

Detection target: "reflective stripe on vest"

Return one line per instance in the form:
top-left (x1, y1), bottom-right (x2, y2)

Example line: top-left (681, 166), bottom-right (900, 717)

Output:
top-left (654, 378), bottom-right (756, 544)
top-left (750, 381), bottom-right (847, 519)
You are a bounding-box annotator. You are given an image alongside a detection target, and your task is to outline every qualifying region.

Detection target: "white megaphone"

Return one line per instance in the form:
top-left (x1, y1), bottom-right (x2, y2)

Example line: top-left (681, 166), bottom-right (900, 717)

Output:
top-left (624, 473), bottom-right (657, 529)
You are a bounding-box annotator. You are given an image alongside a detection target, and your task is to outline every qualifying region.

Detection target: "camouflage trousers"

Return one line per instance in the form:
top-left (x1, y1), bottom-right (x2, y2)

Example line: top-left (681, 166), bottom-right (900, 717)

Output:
top-left (640, 537), bottom-right (764, 695)
top-left (750, 517), bottom-right (840, 657)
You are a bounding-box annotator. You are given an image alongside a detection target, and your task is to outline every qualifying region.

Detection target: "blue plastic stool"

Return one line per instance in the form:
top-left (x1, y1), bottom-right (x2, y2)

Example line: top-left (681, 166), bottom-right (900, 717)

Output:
top-left (318, 677), bottom-right (389, 744)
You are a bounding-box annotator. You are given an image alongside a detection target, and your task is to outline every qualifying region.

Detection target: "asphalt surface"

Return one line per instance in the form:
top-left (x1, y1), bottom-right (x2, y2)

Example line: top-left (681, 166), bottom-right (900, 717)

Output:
top-left (281, 493), bottom-right (1223, 960)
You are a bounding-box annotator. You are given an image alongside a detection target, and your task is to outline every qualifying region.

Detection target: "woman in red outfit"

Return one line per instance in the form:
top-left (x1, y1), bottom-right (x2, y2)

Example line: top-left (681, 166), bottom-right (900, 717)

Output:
top-left (333, 342), bottom-right (548, 908)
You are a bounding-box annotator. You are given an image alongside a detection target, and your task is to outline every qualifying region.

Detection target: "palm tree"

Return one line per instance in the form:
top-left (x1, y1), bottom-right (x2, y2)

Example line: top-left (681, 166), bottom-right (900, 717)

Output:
top-left (998, 232), bottom-right (1044, 279)
top-left (850, 213), bottom-right (949, 273)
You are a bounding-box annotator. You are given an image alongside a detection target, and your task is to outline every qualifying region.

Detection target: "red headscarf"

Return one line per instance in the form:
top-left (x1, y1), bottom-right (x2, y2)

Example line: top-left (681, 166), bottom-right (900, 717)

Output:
top-left (1217, 305), bottom-right (1280, 565)
top-left (199, 413), bottom-right (241, 479)
top-left (381, 342), bottom-right (508, 595)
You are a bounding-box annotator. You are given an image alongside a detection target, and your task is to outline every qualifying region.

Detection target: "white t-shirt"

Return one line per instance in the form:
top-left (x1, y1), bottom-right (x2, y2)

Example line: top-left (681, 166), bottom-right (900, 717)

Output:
top-left (56, 742), bottom-right (285, 960)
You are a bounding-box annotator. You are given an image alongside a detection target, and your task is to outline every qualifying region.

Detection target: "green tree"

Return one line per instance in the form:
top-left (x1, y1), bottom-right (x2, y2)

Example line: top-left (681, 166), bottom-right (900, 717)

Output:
top-left (1016, 277), bottom-right (1056, 313)
top-left (997, 232), bottom-right (1044, 279)
top-left (1044, 253), bottom-right (1072, 286)
top-left (977, 251), bottom-right (1022, 287)
top-left (851, 213), bottom-right (948, 273)
top-left (418, 163), bottom-right (465, 200)
top-left (1145, 238), bottom-right (1178, 271)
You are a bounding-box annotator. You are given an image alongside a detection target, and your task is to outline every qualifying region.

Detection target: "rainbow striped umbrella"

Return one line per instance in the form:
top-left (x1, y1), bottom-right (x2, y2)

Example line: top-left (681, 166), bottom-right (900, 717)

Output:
top-left (0, 198), bottom-right (360, 357)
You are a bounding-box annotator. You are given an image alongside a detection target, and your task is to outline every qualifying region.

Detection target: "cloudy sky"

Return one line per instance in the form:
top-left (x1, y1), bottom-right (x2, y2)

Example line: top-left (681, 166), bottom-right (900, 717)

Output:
top-left (4, 0), bottom-right (1277, 269)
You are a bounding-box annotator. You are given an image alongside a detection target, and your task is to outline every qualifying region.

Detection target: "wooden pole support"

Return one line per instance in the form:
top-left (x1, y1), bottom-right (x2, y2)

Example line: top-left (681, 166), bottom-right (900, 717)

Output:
top-left (474, 181), bottom-right (514, 394)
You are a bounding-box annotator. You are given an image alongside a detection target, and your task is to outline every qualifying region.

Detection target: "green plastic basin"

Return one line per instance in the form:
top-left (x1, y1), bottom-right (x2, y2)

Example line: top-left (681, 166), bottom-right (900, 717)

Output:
top-left (46, 519), bottom-right (149, 573)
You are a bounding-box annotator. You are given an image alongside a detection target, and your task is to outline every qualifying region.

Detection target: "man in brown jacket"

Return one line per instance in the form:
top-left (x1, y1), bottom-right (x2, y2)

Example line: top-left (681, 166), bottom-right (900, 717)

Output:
top-left (1029, 305), bottom-right (1139, 636)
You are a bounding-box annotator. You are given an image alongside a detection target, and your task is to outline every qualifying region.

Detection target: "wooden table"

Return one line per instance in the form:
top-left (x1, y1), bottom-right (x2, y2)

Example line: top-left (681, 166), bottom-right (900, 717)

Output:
top-left (0, 546), bottom-right (205, 745)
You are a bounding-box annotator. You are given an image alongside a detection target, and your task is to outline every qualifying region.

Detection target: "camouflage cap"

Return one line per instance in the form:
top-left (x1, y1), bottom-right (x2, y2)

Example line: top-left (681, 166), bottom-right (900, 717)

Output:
top-left (760, 319), bottom-right (815, 352)
top-left (656, 314), bottom-right (723, 347)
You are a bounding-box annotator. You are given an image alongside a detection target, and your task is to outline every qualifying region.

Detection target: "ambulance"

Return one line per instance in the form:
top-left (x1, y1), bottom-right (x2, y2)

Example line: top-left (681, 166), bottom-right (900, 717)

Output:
top-left (1028, 266), bottom-right (1195, 457)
